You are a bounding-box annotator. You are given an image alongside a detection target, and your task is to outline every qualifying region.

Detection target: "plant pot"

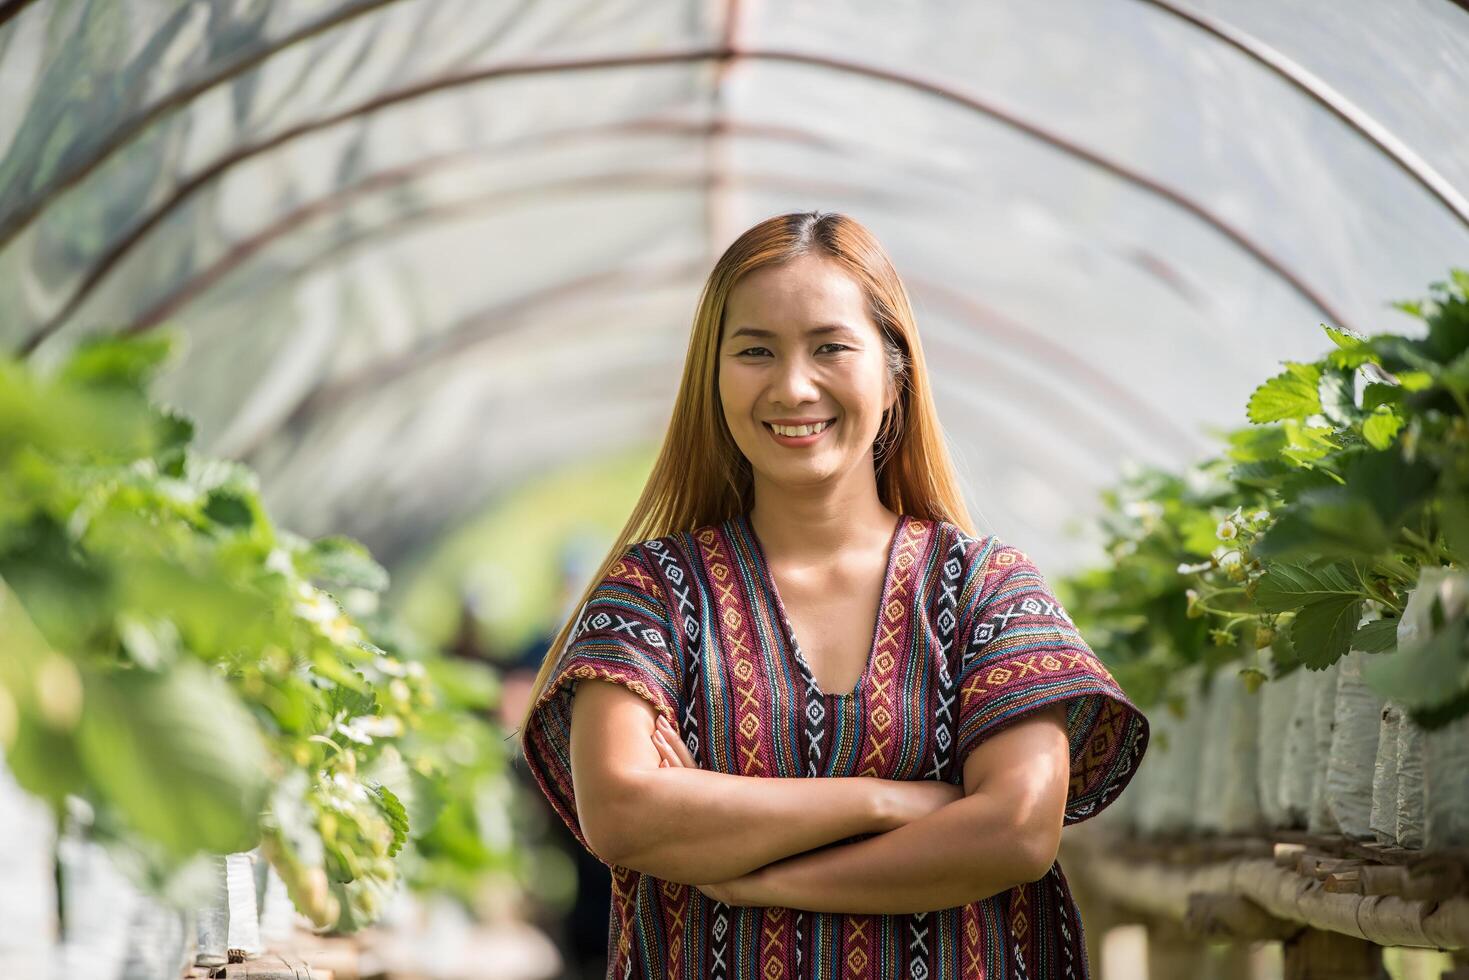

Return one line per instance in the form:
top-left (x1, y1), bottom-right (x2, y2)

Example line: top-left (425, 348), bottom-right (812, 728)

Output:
top-left (1370, 700), bottom-right (1404, 845)
top-left (1424, 714), bottom-right (1469, 848)
top-left (55, 826), bottom-right (139, 980)
top-left (1324, 646), bottom-right (1385, 839)
top-left (1394, 714), bottom-right (1427, 848)
top-left (1256, 663), bottom-right (1298, 828)
top-left (119, 896), bottom-right (189, 980)
top-left (0, 756), bottom-right (57, 979)
top-left (1195, 667), bottom-right (1262, 834)
top-left (1136, 666), bottom-right (1204, 836)
top-left (1278, 667), bottom-right (1324, 828)
top-left (227, 850), bottom-right (263, 959)
top-left (1306, 660), bottom-right (1342, 834)
top-left (255, 854), bottom-right (297, 948)
top-left (195, 854), bottom-right (229, 967)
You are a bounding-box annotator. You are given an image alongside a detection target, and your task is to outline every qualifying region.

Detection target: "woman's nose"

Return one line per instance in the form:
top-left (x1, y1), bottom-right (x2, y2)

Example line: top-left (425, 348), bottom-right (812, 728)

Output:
top-left (768, 355), bottom-right (821, 405)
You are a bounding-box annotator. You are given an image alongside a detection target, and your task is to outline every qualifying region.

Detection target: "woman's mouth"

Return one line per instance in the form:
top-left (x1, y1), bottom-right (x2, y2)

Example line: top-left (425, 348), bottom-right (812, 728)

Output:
top-left (763, 418), bottom-right (835, 447)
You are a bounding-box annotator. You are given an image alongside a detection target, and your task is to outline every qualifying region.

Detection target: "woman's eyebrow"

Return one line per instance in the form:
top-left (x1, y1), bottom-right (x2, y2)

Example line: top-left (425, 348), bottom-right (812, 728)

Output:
top-left (727, 324), bottom-right (860, 340)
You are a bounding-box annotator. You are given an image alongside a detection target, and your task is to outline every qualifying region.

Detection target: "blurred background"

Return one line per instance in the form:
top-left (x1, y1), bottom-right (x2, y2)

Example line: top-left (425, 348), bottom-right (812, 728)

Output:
top-left (2, 1), bottom-right (1469, 978)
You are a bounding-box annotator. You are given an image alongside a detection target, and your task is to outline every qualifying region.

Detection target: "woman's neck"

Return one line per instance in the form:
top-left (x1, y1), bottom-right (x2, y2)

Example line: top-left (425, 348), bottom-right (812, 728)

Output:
top-left (747, 477), bottom-right (900, 567)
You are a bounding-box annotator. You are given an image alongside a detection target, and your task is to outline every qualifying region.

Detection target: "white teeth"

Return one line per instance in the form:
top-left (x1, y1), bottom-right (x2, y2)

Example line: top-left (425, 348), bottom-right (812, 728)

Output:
top-left (769, 420), bottom-right (832, 437)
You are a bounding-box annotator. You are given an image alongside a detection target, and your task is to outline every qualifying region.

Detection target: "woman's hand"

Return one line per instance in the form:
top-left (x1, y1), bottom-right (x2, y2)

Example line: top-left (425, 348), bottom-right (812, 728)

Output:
top-left (651, 713), bottom-right (697, 769)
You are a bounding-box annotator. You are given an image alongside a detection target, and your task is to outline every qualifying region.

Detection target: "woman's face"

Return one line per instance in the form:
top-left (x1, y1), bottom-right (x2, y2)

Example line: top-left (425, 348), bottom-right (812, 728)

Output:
top-left (718, 253), bottom-right (894, 492)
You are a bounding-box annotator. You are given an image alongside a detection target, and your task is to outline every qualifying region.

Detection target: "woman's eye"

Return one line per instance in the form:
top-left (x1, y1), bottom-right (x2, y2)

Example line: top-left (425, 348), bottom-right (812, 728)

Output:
top-left (737, 346), bottom-right (771, 357)
top-left (817, 343), bottom-right (851, 354)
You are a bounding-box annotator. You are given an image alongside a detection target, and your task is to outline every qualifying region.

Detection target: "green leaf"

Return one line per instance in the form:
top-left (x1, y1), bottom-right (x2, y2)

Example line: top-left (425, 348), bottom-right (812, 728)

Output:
top-left (1351, 618), bottom-right (1398, 654)
top-left (1323, 324), bottom-right (1362, 351)
top-left (1441, 490), bottom-right (1469, 567)
top-left (1361, 619), bottom-right (1469, 713)
top-left (1361, 409), bottom-right (1404, 449)
top-left (1327, 329), bottom-right (1380, 371)
top-left (1225, 424), bottom-right (1287, 463)
top-left (1343, 450), bottom-right (1436, 529)
top-left (76, 662), bottom-right (269, 858)
top-left (1397, 370), bottom-right (1434, 391)
top-left (1254, 563), bottom-right (1361, 613)
top-left (57, 333), bottom-right (176, 393)
top-left (202, 489), bottom-right (253, 529)
top-left (1424, 294), bottom-right (1469, 365)
top-left (368, 781), bottom-right (410, 858)
top-left (1280, 420), bottom-right (1337, 464)
top-left (298, 536), bottom-right (389, 593)
top-left (1247, 362), bottom-right (1322, 423)
top-left (1318, 368), bottom-right (1357, 426)
top-left (1230, 459), bottom-right (1292, 490)
top-left (1254, 495), bottom-right (1390, 561)
top-left (1288, 596), bottom-right (1363, 669)
top-left (1362, 383), bottom-right (1404, 412)
top-left (1441, 348), bottom-right (1469, 398)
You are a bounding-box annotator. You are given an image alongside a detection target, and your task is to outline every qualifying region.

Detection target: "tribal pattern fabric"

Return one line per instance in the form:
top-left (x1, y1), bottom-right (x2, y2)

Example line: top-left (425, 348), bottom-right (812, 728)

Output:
top-left (522, 513), bottom-right (1150, 979)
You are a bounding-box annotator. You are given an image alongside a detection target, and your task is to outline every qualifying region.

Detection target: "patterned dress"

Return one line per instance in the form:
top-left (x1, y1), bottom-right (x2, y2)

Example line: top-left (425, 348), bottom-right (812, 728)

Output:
top-left (522, 512), bottom-right (1150, 979)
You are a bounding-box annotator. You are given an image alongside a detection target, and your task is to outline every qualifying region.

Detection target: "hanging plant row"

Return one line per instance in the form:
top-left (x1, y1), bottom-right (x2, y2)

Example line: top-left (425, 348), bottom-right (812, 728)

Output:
top-left (0, 331), bottom-right (517, 932)
top-left (1058, 270), bottom-right (1469, 727)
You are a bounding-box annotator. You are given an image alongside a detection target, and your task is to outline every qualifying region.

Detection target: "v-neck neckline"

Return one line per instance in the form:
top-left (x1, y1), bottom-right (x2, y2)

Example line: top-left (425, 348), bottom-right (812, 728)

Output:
top-left (737, 512), bottom-right (910, 700)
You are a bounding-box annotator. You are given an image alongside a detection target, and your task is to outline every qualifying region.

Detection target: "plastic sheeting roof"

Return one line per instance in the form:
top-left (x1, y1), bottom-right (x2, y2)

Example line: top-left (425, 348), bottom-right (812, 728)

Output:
top-left (3, 0), bottom-right (1468, 571)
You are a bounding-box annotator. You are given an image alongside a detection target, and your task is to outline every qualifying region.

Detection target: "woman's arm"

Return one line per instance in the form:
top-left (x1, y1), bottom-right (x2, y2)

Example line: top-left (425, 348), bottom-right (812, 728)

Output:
top-left (571, 679), bottom-right (960, 884)
top-left (689, 705), bottom-right (1071, 913)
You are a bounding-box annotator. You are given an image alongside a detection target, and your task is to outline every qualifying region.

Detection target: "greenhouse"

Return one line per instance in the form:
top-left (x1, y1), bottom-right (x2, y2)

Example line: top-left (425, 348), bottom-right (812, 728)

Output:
top-left (2, 1), bottom-right (1468, 978)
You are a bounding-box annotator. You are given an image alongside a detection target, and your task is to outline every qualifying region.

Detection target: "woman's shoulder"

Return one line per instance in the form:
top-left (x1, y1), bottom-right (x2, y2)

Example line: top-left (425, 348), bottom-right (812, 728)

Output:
top-left (926, 516), bottom-right (1001, 558)
top-left (926, 518), bottom-right (1045, 584)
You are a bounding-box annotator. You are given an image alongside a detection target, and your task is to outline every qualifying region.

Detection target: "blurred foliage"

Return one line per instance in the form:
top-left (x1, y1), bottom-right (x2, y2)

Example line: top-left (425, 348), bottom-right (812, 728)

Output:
top-left (394, 448), bottom-right (653, 659)
top-left (0, 332), bottom-right (520, 927)
top-left (1061, 271), bottom-right (1469, 727)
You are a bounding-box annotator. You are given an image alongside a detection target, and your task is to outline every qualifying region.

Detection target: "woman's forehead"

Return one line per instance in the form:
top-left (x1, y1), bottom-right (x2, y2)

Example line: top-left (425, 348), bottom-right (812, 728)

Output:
top-left (725, 265), bottom-right (876, 338)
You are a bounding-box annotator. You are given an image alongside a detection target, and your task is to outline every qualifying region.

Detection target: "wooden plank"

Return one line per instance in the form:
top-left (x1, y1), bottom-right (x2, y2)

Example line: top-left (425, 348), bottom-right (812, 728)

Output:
top-left (1282, 928), bottom-right (1382, 980)
top-left (216, 953), bottom-right (329, 979)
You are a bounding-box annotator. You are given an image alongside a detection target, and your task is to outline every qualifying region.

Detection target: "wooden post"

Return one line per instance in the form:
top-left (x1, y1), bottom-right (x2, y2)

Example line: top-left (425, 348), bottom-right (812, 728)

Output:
top-left (1147, 920), bottom-right (1209, 978)
top-left (1282, 928), bottom-right (1384, 980)
top-left (1199, 941), bottom-right (1256, 980)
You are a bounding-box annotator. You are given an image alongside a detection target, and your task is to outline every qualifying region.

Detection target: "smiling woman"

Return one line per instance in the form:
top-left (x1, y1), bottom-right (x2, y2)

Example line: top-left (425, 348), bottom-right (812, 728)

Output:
top-left (516, 210), bottom-right (1150, 980)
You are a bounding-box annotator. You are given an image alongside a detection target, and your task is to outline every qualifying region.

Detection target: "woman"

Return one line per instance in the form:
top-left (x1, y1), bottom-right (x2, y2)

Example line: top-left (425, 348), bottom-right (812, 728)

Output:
top-left (518, 211), bottom-right (1150, 979)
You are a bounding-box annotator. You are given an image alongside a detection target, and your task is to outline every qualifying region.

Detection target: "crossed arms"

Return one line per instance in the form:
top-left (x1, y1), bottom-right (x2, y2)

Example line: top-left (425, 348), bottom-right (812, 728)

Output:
top-left (568, 679), bottom-right (1071, 915)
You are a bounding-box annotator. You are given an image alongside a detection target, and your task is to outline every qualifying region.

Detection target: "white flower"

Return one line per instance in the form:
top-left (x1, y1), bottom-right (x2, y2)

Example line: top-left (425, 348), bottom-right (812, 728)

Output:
top-left (293, 584), bottom-right (339, 623)
top-left (336, 719), bottom-right (374, 745)
top-left (1218, 550), bottom-right (1242, 568)
top-left (341, 715), bottom-right (403, 741)
top-left (1249, 510), bottom-right (1270, 524)
top-left (1216, 520), bottom-right (1239, 541)
top-left (1177, 560), bottom-right (1212, 575)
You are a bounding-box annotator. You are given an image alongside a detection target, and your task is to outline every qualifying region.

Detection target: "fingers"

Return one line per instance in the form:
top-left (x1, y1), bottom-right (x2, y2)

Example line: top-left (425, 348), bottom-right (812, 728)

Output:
top-left (657, 714), bottom-right (698, 767)
top-left (651, 715), bottom-right (697, 769)
top-left (652, 730), bottom-right (678, 766)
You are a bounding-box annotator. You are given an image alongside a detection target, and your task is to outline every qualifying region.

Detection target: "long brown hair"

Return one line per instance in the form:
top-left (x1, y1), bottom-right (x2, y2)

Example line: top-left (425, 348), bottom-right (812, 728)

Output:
top-left (516, 210), bottom-right (976, 749)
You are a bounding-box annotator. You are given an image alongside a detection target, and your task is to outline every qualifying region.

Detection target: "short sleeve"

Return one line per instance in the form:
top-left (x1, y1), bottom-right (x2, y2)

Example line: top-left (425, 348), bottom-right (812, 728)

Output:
top-left (519, 546), bottom-right (681, 854)
top-left (954, 541), bottom-right (1150, 825)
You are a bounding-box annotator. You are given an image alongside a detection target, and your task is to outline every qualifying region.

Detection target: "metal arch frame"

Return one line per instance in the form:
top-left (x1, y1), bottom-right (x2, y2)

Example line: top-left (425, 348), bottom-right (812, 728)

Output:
top-left (120, 116), bottom-right (854, 334)
top-left (186, 173), bottom-right (1208, 468)
top-left (17, 43), bottom-right (1369, 354)
top-left (121, 111), bottom-right (1219, 349)
top-left (907, 274), bottom-right (1207, 458)
top-left (1134, 0), bottom-right (1469, 227)
top-left (0, 0), bottom-right (40, 30)
top-left (229, 258), bottom-right (1186, 491)
top-left (0, 0), bottom-right (506, 249)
